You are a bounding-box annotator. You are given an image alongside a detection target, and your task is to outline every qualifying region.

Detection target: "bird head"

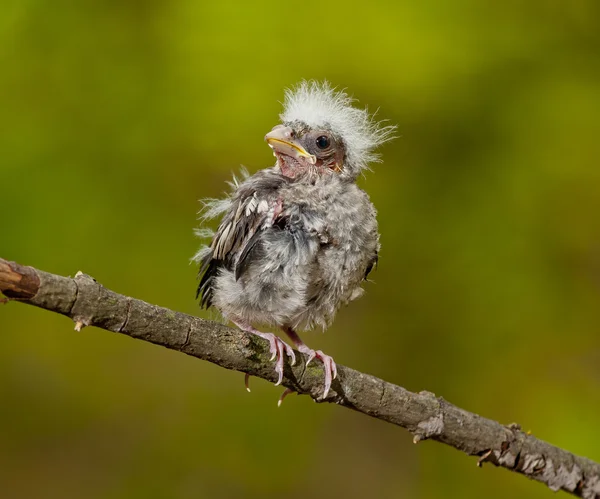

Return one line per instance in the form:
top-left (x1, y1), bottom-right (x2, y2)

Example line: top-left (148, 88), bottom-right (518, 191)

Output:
top-left (265, 80), bottom-right (395, 181)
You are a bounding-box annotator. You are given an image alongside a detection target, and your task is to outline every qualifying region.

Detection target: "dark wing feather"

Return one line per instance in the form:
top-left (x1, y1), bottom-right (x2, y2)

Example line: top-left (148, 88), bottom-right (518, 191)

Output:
top-left (197, 191), bottom-right (272, 308)
top-left (234, 227), bottom-right (266, 281)
top-left (196, 258), bottom-right (219, 308)
top-left (364, 252), bottom-right (378, 281)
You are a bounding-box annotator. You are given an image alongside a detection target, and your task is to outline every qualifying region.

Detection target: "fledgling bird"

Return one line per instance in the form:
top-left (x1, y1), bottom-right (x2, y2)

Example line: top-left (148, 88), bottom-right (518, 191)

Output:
top-left (194, 81), bottom-right (394, 399)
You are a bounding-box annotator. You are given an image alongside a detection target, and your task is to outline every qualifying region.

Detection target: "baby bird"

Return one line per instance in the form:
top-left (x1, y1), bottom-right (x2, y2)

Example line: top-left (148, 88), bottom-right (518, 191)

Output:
top-left (194, 81), bottom-right (394, 398)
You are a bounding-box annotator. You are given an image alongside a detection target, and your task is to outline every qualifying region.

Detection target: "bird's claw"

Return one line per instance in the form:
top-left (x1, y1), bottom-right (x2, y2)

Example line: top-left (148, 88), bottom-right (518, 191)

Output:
top-left (277, 387), bottom-right (295, 407)
top-left (261, 333), bottom-right (296, 386)
top-left (232, 320), bottom-right (296, 390)
top-left (298, 346), bottom-right (337, 399)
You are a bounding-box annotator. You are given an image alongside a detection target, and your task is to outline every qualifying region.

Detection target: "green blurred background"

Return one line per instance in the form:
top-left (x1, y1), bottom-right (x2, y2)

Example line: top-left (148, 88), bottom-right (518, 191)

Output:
top-left (1, 1), bottom-right (599, 498)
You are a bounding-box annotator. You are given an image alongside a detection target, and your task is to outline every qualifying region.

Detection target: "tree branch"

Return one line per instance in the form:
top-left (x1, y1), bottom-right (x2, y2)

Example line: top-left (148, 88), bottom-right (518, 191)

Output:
top-left (1, 256), bottom-right (598, 498)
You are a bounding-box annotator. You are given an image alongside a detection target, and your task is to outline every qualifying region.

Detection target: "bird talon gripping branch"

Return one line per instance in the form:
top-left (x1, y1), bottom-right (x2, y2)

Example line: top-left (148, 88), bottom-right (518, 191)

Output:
top-left (194, 80), bottom-right (394, 400)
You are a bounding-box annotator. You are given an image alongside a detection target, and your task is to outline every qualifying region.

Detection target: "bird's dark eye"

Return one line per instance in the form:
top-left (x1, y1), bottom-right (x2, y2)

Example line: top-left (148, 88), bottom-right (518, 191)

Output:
top-left (316, 135), bottom-right (330, 149)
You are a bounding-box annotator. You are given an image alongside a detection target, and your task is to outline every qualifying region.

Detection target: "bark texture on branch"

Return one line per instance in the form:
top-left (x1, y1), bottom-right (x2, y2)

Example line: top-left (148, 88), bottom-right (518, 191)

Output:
top-left (1, 257), bottom-right (599, 498)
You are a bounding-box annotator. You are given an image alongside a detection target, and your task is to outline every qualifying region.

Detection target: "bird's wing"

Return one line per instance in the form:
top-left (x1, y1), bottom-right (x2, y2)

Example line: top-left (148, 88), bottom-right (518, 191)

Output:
top-left (197, 190), bottom-right (274, 308)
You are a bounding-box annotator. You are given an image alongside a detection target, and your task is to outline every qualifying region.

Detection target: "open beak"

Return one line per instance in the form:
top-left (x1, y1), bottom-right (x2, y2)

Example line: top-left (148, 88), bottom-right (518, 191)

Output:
top-left (265, 126), bottom-right (317, 165)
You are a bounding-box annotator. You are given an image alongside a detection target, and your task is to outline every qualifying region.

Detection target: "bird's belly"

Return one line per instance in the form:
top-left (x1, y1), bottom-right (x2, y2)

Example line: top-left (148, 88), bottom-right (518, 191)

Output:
top-left (293, 244), bottom-right (368, 327)
top-left (211, 267), bottom-right (310, 327)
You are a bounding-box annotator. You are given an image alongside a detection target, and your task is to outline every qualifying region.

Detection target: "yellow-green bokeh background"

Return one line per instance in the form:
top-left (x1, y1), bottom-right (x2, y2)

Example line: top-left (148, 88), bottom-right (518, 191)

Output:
top-left (1, 1), bottom-right (599, 498)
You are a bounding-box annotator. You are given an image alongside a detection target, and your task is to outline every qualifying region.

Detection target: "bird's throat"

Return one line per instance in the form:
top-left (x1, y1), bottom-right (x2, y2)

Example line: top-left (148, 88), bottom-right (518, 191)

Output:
top-left (276, 153), bottom-right (304, 179)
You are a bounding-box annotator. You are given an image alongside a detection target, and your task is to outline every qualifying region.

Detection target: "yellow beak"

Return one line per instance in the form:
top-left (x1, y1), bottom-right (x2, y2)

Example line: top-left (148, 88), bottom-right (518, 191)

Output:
top-left (265, 127), bottom-right (317, 165)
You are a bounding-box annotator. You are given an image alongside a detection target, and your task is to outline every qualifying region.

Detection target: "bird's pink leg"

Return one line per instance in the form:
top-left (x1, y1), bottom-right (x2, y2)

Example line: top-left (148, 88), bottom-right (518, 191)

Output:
top-left (231, 319), bottom-right (296, 386)
top-left (282, 327), bottom-right (337, 399)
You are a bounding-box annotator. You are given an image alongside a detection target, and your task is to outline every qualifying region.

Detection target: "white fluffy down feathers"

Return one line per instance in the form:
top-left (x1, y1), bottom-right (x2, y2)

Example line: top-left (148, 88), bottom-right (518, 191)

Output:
top-left (280, 80), bottom-right (395, 175)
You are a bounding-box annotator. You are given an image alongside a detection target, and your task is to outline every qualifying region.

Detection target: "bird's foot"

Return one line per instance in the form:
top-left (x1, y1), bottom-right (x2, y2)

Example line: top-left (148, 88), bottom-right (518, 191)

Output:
top-left (297, 345), bottom-right (337, 399)
top-left (261, 332), bottom-right (296, 385)
top-left (232, 320), bottom-right (296, 386)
